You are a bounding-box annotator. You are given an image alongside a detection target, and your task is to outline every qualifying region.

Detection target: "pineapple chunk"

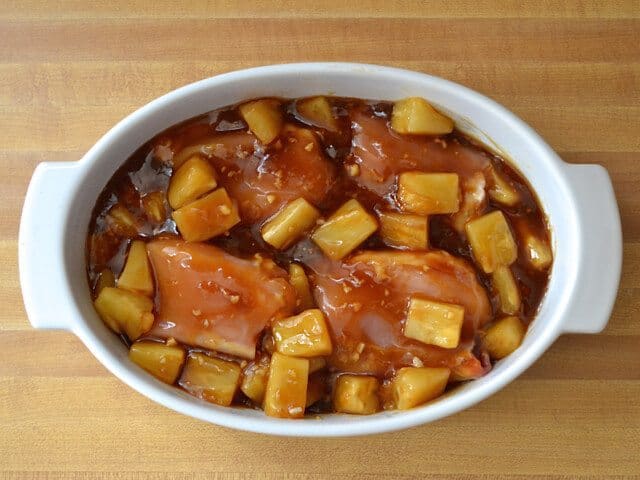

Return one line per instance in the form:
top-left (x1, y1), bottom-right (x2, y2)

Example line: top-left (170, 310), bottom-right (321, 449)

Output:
top-left (397, 172), bottom-right (460, 215)
top-left (239, 98), bottom-right (283, 145)
top-left (378, 211), bottom-right (428, 250)
top-left (465, 210), bottom-right (517, 273)
top-left (272, 309), bottom-right (332, 357)
top-left (117, 240), bottom-right (154, 297)
top-left (483, 316), bottom-right (526, 360)
top-left (311, 199), bottom-right (378, 260)
top-left (403, 297), bottom-right (464, 349)
top-left (488, 167), bottom-right (520, 207)
top-left (523, 234), bottom-right (552, 270)
top-left (179, 353), bottom-right (241, 406)
top-left (96, 268), bottom-right (115, 294)
top-left (261, 198), bottom-right (320, 250)
top-left (240, 357), bottom-right (270, 404)
top-left (296, 96), bottom-right (337, 131)
top-left (306, 374), bottom-right (325, 407)
top-left (167, 154), bottom-right (218, 209)
top-left (172, 188), bottom-right (241, 242)
top-left (289, 263), bottom-right (315, 311)
top-left (141, 191), bottom-right (167, 223)
top-left (263, 352), bottom-right (309, 418)
top-left (391, 97), bottom-right (454, 135)
top-left (492, 266), bottom-right (521, 315)
top-left (333, 375), bottom-right (379, 415)
top-left (392, 367), bottom-right (450, 409)
top-left (129, 341), bottom-right (185, 384)
top-left (308, 357), bottom-right (327, 374)
top-left (107, 204), bottom-right (138, 235)
top-left (93, 287), bottom-right (154, 341)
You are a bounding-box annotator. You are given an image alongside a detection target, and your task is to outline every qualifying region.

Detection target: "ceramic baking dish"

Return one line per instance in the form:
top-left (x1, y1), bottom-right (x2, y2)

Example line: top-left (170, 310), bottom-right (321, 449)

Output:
top-left (19, 63), bottom-right (622, 436)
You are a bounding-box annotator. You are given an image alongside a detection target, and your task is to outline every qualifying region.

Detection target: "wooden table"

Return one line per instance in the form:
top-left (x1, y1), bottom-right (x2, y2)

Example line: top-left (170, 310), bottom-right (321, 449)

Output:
top-left (1, 2), bottom-right (639, 478)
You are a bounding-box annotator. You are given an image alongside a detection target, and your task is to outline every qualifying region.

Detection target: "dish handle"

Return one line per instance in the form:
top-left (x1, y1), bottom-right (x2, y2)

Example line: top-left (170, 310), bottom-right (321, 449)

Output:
top-left (19, 161), bottom-right (83, 331)
top-left (560, 163), bottom-right (622, 334)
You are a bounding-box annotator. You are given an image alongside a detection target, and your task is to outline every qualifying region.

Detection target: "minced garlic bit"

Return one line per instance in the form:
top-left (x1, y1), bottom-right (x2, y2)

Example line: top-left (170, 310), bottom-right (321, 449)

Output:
top-left (203, 319), bottom-right (210, 327)
top-left (352, 302), bottom-right (362, 312)
top-left (218, 205), bottom-right (231, 215)
top-left (412, 356), bottom-right (424, 367)
top-left (165, 337), bottom-right (177, 346)
top-left (304, 142), bottom-right (314, 152)
top-left (266, 194), bottom-right (276, 204)
top-left (434, 137), bottom-right (448, 149)
top-left (229, 295), bottom-right (240, 304)
top-left (356, 342), bottom-right (365, 354)
top-left (159, 356), bottom-right (167, 364)
top-left (288, 406), bottom-right (303, 415)
top-left (192, 309), bottom-right (202, 316)
top-left (346, 164), bottom-right (360, 177)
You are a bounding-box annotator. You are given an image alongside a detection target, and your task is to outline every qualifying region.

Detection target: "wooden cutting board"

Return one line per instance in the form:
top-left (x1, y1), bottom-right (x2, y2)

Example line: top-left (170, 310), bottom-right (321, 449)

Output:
top-left (1, 2), bottom-right (638, 478)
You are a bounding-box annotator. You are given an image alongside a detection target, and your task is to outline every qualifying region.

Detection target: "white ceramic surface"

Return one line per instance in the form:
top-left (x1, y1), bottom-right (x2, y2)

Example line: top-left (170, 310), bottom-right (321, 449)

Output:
top-left (19, 63), bottom-right (622, 437)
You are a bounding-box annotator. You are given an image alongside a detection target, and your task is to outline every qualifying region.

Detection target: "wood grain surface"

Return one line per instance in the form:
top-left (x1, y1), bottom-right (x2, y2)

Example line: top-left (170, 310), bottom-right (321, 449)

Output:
top-left (1, 1), bottom-right (639, 478)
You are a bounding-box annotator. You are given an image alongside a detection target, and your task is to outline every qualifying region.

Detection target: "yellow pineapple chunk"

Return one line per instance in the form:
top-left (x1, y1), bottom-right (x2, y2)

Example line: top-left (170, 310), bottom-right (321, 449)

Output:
top-left (378, 211), bottom-right (428, 250)
top-left (172, 188), bottom-right (240, 242)
top-left (492, 266), bottom-right (521, 315)
top-left (179, 353), bottom-right (241, 407)
top-left (93, 287), bottom-right (154, 341)
top-left (261, 198), bottom-right (320, 250)
top-left (117, 240), bottom-right (154, 297)
top-left (308, 357), bottom-right (327, 374)
top-left (397, 172), bottom-right (460, 215)
top-left (311, 199), bottom-right (378, 260)
top-left (107, 204), bottom-right (138, 235)
top-left (333, 375), bottom-right (379, 415)
top-left (523, 234), bottom-right (553, 270)
top-left (263, 352), bottom-right (309, 418)
top-left (239, 98), bottom-right (283, 145)
top-left (403, 297), bottom-right (464, 349)
top-left (465, 210), bottom-right (517, 273)
top-left (392, 367), bottom-right (450, 409)
top-left (488, 167), bottom-right (520, 207)
top-left (129, 341), bottom-right (185, 384)
top-left (141, 191), bottom-right (167, 223)
top-left (483, 316), bottom-right (526, 360)
top-left (240, 357), bottom-right (270, 404)
top-left (96, 268), bottom-right (115, 294)
top-left (289, 263), bottom-right (315, 311)
top-left (296, 96), bottom-right (337, 131)
top-left (272, 309), bottom-right (332, 357)
top-left (167, 154), bottom-right (218, 209)
top-left (391, 97), bottom-right (454, 135)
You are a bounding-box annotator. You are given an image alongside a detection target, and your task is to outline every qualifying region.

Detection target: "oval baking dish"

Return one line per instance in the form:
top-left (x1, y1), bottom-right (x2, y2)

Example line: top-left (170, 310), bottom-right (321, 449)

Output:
top-left (19, 63), bottom-right (622, 436)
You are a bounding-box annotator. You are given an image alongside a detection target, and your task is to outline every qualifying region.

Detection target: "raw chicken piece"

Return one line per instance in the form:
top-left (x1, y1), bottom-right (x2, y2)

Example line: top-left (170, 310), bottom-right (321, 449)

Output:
top-left (309, 248), bottom-right (491, 377)
top-left (182, 126), bottom-right (336, 224)
top-left (146, 239), bottom-right (296, 359)
top-left (349, 106), bottom-right (490, 198)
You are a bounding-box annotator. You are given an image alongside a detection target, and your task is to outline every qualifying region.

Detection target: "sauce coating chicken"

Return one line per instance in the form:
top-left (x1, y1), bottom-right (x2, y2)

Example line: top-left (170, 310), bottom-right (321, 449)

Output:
top-left (147, 239), bottom-right (296, 359)
top-left (309, 248), bottom-right (490, 378)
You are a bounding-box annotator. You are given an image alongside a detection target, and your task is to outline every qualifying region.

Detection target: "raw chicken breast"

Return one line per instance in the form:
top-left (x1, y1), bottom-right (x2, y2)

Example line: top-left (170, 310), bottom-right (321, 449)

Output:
top-left (309, 248), bottom-right (491, 377)
top-left (146, 239), bottom-right (296, 359)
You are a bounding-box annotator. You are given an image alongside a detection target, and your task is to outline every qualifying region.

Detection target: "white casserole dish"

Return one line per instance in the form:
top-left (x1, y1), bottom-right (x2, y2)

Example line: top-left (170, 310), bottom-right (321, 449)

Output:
top-left (19, 63), bottom-right (622, 437)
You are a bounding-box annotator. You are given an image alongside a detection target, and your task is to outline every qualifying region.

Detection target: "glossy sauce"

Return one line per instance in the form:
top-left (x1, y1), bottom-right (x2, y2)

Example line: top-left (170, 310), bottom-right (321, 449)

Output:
top-left (87, 97), bottom-right (551, 412)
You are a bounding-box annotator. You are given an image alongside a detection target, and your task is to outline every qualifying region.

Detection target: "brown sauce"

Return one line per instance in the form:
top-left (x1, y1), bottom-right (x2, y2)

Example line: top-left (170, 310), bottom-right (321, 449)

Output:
top-left (86, 97), bottom-right (551, 414)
